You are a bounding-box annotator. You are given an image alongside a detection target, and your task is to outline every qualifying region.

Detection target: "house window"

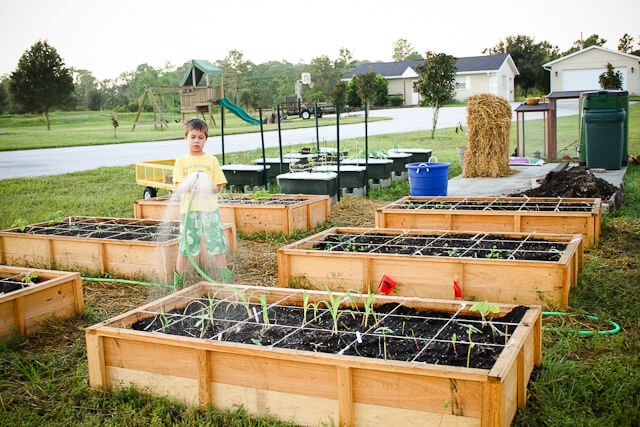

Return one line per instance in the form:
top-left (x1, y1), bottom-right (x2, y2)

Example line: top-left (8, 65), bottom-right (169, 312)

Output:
top-left (455, 76), bottom-right (469, 89)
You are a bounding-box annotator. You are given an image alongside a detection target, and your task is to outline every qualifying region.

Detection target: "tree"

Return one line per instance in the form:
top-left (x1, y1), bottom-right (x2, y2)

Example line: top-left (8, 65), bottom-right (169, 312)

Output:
top-left (392, 39), bottom-right (422, 61)
top-left (563, 33), bottom-right (606, 56)
top-left (218, 50), bottom-right (253, 105)
top-left (0, 80), bottom-right (8, 113)
top-left (599, 63), bottom-right (623, 90)
top-left (484, 35), bottom-right (559, 95)
top-left (413, 51), bottom-right (456, 139)
top-left (618, 33), bottom-right (635, 53)
top-left (9, 40), bottom-right (74, 130)
top-left (353, 71), bottom-right (378, 107)
top-left (331, 81), bottom-right (347, 116)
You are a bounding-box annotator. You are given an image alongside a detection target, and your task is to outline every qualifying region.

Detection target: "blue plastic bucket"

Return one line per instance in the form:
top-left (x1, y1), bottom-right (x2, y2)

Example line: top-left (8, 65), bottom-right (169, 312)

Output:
top-left (406, 162), bottom-right (450, 196)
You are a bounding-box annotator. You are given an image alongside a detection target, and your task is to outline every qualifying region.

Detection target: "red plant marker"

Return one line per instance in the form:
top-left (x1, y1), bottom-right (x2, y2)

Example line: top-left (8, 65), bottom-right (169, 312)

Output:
top-left (453, 281), bottom-right (463, 298)
top-left (378, 274), bottom-right (397, 295)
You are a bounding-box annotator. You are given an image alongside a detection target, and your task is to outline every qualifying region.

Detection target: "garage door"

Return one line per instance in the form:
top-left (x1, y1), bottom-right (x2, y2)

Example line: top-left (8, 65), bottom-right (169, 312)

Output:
top-left (562, 67), bottom-right (628, 91)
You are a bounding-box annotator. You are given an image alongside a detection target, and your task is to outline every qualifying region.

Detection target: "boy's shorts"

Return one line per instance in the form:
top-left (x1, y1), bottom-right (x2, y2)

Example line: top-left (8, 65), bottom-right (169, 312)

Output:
top-left (178, 210), bottom-right (228, 256)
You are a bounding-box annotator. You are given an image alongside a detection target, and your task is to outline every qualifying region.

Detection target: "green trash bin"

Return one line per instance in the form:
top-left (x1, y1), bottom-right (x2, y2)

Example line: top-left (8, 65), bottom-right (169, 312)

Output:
top-left (584, 108), bottom-right (626, 170)
top-left (580, 90), bottom-right (629, 165)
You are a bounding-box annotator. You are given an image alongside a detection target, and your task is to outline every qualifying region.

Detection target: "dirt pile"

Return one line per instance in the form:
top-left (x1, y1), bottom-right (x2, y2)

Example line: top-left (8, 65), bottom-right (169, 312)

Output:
top-left (513, 166), bottom-right (618, 199)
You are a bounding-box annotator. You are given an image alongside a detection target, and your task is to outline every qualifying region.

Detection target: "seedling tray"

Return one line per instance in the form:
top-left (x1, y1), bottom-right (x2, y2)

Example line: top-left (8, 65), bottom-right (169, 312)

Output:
top-left (278, 227), bottom-right (583, 308)
top-left (86, 283), bottom-right (541, 427)
top-left (134, 194), bottom-right (331, 235)
top-left (376, 196), bottom-right (602, 247)
top-left (1, 265), bottom-right (83, 339)
top-left (0, 217), bottom-right (236, 283)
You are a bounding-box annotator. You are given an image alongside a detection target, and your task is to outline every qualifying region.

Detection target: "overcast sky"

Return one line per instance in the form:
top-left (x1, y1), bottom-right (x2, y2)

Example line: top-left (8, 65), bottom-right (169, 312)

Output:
top-left (1, 0), bottom-right (638, 80)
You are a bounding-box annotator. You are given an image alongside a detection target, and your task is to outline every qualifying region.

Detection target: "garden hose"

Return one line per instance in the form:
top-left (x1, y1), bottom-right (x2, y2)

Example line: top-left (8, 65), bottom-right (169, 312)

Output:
top-left (81, 276), bottom-right (173, 289)
top-left (182, 182), bottom-right (226, 284)
top-left (541, 311), bottom-right (621, 336)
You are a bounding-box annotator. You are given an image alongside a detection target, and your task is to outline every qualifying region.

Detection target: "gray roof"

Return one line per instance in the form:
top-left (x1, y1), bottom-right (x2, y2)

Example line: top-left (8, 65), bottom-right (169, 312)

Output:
top-left (343, 54), bottom-right (511, 79)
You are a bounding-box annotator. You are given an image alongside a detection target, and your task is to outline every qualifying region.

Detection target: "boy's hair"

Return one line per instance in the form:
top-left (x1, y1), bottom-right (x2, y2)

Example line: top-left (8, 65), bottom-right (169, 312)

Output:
top-left (184, 118), bottom-right (208, 137)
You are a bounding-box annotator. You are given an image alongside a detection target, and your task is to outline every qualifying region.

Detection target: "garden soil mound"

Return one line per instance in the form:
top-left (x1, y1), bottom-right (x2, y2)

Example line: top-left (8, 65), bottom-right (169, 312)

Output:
top-left (512, 166), bottom-right (618, 199)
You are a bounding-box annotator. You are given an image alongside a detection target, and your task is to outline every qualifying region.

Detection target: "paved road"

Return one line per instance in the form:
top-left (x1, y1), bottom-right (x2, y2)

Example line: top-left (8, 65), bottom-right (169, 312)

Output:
top-left (0, 102), bottom-right (578, 180)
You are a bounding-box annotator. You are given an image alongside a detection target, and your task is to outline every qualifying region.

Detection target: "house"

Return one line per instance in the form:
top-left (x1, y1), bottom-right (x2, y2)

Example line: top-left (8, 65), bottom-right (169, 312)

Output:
top-left (543, 46), bottom-right (640, 95)
top-left (342, 54), bottom-right (519, 105)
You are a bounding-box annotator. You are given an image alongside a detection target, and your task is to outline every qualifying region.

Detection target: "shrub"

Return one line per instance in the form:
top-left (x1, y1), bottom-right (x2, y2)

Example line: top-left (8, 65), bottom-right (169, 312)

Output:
top-left (388, 95), bottom-right (404, 107)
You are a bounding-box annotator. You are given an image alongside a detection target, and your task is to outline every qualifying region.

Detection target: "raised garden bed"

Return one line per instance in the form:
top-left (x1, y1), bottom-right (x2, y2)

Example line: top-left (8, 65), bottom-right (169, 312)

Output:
top-left (1, 265), bottom-right (83, 339)
top-left (278, 227), bottom-right (583, 308)
top-left (86, 283), bottom-right (541, 426)
top-left (134, 194), bottom-right (331, 235)
top-left (0, 217), bottom-right (236, 283)
top-left (376, 196), bottom-right (602, 248)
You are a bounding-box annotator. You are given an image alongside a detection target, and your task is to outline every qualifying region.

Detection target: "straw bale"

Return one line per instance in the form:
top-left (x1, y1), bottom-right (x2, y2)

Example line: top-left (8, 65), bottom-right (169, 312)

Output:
top-left (463, 93), bottom-right (513, 177)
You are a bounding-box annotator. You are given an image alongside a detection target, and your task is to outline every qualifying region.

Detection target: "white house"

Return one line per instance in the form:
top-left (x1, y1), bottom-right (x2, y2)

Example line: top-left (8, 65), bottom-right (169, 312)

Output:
top-left (342, 54), bottom-right (519, 105)
top-left (543, 46), bottom-right (640, 95)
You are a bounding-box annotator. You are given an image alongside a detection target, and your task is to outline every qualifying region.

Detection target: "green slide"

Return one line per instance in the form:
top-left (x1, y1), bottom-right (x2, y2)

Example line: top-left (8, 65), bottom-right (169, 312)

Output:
top-left (218, 98), bottom-right (261, 125)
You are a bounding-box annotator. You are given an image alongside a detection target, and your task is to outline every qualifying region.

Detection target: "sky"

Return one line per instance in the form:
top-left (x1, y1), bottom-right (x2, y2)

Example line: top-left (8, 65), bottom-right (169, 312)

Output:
top-left (1, 0), bottom-right (638, 81)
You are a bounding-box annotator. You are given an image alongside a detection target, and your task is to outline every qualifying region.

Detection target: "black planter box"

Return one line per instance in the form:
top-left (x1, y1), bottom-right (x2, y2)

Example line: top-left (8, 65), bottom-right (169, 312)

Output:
top-left (389, 148), bottom-right (432, 164)
top-left (277, 172), bottom-right (337, 197)
top-left (252, 158), bottom-right (291, 179)
top-left (384, 152), bottom-right (412, 174)
top-left (312, 165), bottom-right (366, 189)
top-left (222, 164), bottom-right (269, 187)
top-left (341, 158), bottom-right (393, 180)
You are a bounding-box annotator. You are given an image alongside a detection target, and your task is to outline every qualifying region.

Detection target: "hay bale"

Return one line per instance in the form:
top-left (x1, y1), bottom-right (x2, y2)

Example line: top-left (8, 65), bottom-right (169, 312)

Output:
top-left (463, 94), bottom-right (513, 177)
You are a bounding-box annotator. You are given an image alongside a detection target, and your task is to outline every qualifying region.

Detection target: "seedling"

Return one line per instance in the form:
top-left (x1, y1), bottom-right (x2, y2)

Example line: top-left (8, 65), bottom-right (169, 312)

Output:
top-left (375, 326), bottom-right (393, 360)
top-left (359, 291), bottom-right (377, 327)
top-left (470, 300), bottom-right (500, 327)
top-left (446, 248), bottom-right (459, 257)
top-left (259, 295), bottom-right (270, 326)
top-left (158, 309), bottom-right (172, 332)
top-left (451, 333), bottom-right (458, 355)
top-left (302, 291), bottom-right (311, 325)
top-left (43, 210), bottom-right (65, 225)
top-left (20, 272), bottom-right (38, 285)
top-left (485, 245), bottom-right (503, 259)
top-left (322, 288), bottom-right (347, 334)
top-left (250, 338), bottom-right (263, 346)
top-left (463, 323), bottom-right (482, 368)
top-left (226, 287), bottom-right (253, 318)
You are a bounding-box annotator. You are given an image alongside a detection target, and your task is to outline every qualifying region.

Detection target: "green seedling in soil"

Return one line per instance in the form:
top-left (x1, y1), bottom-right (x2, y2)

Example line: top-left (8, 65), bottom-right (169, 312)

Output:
top-left (322, 288), bottom-right (347, 334)
top-left (485, 245), bottom-right (503, 259)
top-left (462, 323), bottom-right (482, 368)
top-left (259, 295), bottom-right (270, 326)
top-left (158, 309), bottom-right (172, 332)
top-left (447, 248), bottom-right (459, 257)
top-left (302, 291), bottom-right (311, 325)
top-left (20, 271), bottom-right (38, 285)
top-left (451, 333), bottom-right (458, 355)
top-left (410, 328), bottom-right (420, 349)
top-left (250, 338), bottom-right (263, 346)
top-left (375, 326), bottom-right (394, 360)
top-left (226, 287), bottom-right (253, 318)
top-left (11, 218), bottom-right (29, 232)
top-left (251, 189), bottom-right (271, 200)
top-left (347, 289), bottom-right (378, 328)
top-left (470, 300), bottom-right (500, 327)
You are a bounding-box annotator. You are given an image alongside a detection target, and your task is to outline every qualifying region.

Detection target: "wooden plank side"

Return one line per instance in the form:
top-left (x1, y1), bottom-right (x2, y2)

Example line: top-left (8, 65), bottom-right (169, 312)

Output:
top-left (337, 366), bottom-right (353, 427)
top-left (21, 282), bottom-right (77, 334)
top-left (0, 236), bottom-right (52, 269)
top-left (212, 382), bottom-right (338, 426)
top-left (352, 368), bottom-right (483, 418)
top-left (284, 253), bottom-right (367, 292)
top-left (108, 366), bottom-right (199, 406)
top-left (211, 351), bottom-right (337, 400)
top-left (103, 337), bottom-right (199, 379)
top-left (86, 333), bottom-right (106, 388)
top-left (0, 299), bottom-right (17, 339)
top-left (354, 402), bottom-right (480, 427)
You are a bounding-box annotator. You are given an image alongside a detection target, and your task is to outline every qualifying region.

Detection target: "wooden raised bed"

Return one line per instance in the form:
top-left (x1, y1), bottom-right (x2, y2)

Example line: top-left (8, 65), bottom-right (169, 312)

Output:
top-left (376, 196), bottom-right (602, 248)
top-left (134, 194), bottom-right (331, 235)
top-left (1, 265), bottom-right (83, 339)
top-left (86, 283), bottom-right (541, 427)
top-left (0, 217), bottom-right (236, 283)
top-left (278, 227), bottom-right (583, 308)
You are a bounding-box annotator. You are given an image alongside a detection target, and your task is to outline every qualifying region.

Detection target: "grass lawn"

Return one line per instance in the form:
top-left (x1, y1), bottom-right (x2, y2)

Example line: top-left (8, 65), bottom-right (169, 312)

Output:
top-left (0, 104), bottom-right (639, 425)
top-left (0, 109), bottom-right (387, 151)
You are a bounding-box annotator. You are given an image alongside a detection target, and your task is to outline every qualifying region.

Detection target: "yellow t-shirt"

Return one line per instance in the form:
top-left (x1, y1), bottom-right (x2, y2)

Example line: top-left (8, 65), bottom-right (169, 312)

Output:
top-left (173, 154), bottom-right (227, 213)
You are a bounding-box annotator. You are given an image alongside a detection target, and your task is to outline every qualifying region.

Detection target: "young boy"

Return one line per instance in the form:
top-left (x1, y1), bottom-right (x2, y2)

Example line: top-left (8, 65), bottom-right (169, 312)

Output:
top-left (173, 118), bottom-right (228, 287)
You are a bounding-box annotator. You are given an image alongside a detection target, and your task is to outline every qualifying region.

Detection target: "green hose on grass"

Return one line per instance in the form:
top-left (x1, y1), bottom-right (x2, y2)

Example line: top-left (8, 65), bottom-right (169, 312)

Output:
top-left (542, 311), bottom-right (621, 336)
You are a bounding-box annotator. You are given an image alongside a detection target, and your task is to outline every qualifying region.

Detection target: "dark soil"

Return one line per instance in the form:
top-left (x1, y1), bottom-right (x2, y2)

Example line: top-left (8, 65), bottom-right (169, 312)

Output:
top-left (131, 297), bottom-right (529, 370)
top-left (0, 274), bottom-right (42, 295)
top-left (512, 166), bottom-right (618, 199)
top-left (315, 232), bottom-right (566, 262)
top-left (398, 199), bottom-right (595, 212)
top-left (12, 219), bottom-right (180, 242)
top-left (220, 197), bottom-right (307, 206)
